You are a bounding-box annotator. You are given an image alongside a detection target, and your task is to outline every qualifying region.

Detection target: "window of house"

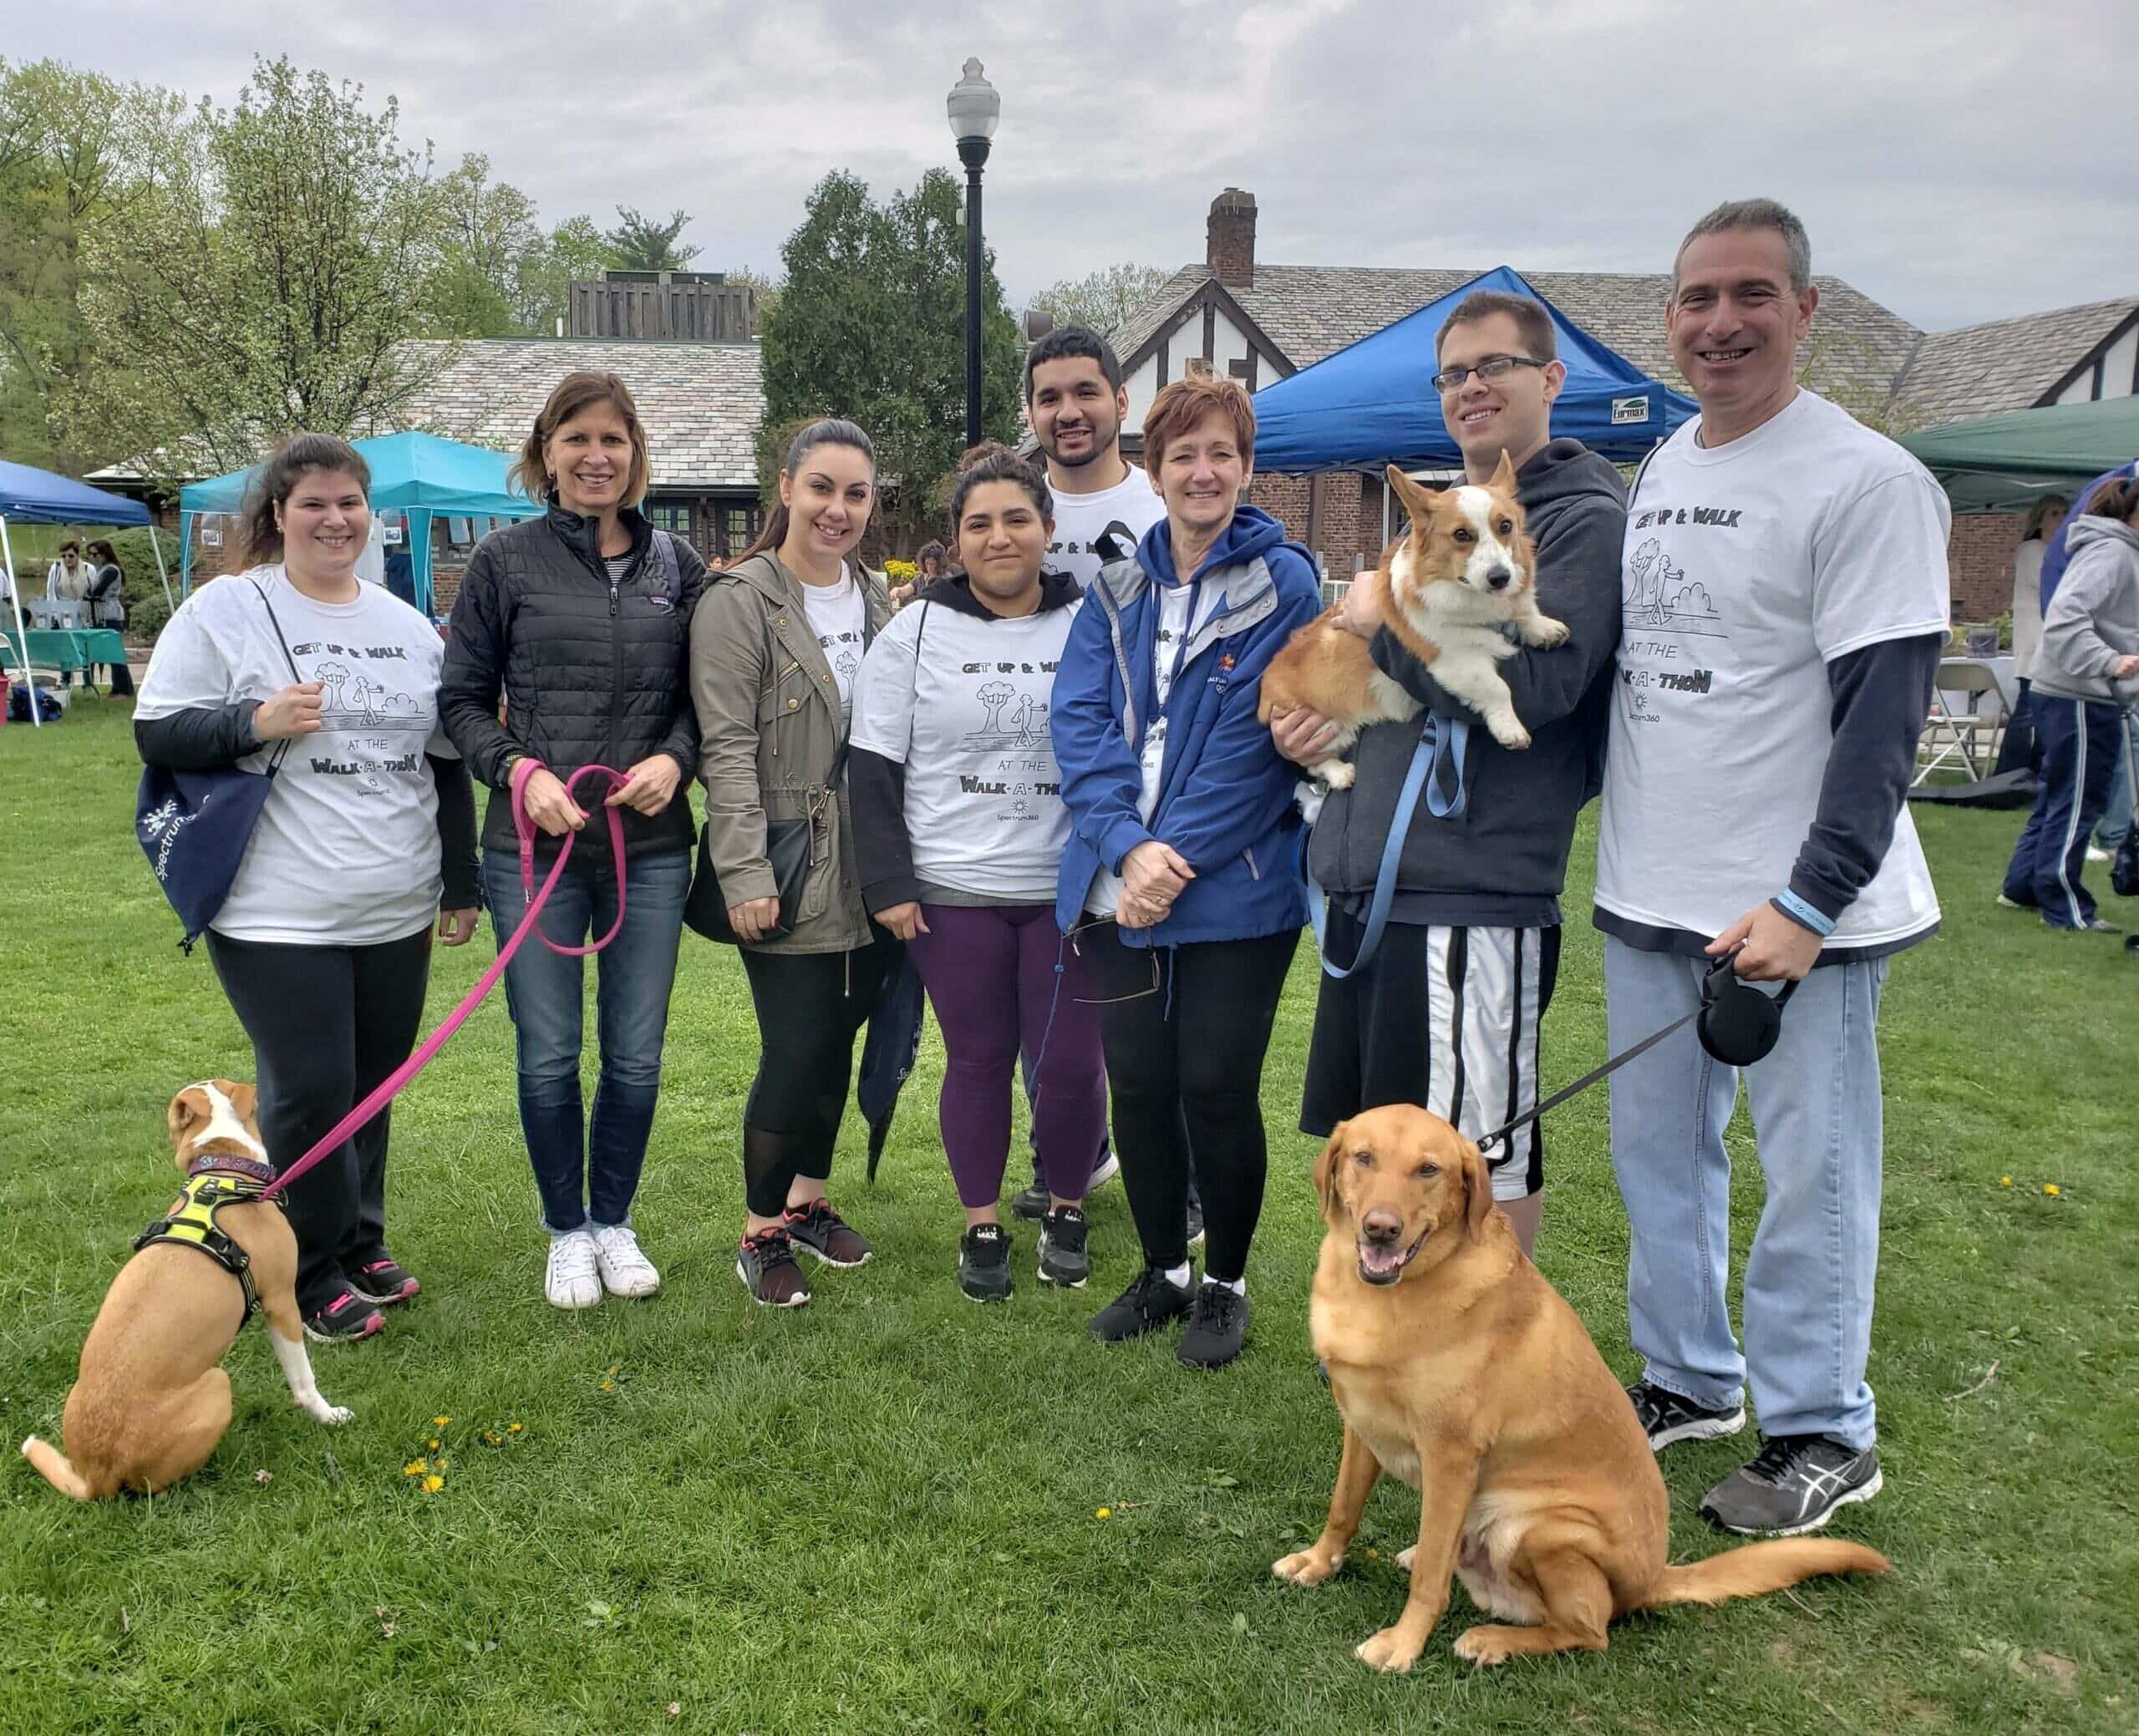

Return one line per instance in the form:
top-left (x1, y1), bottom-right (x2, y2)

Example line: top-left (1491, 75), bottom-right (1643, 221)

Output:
top-left (643, 501), bottom-right (692, 539)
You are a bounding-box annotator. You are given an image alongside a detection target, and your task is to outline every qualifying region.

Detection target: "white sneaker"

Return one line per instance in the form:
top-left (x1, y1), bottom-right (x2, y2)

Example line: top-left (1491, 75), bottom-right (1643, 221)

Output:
top-left (592, 1224), bottom-right (660, 1298)
top-left (2086, 845), bottom-right (2112, 865)
top-left (544, 1228), bottom-right (602, 1310)
top-left (1085, 1152), bottom-right (1121, 1193)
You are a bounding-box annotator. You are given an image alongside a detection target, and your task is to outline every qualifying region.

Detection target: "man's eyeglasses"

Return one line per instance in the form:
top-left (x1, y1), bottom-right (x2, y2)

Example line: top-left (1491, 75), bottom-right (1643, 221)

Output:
top-left (1430, 355), bottom-right (1547, 393)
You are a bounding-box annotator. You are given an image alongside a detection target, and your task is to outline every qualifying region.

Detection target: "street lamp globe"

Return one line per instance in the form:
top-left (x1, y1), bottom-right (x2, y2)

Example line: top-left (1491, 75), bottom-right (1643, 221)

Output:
top-left (946, 57), bottom-right (1000, 145)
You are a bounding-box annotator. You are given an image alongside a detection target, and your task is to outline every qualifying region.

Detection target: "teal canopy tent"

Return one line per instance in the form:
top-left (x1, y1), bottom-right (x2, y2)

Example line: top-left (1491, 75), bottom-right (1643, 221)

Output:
top-left (1898, 395), bottom-right (2139, 513)
top-left (179, 431), bottom-right (540, 614)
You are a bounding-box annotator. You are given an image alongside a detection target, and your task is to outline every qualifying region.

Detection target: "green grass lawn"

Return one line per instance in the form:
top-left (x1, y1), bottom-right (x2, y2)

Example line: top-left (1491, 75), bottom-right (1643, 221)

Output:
top-left (2, 702), bottom-right (2134, 1735)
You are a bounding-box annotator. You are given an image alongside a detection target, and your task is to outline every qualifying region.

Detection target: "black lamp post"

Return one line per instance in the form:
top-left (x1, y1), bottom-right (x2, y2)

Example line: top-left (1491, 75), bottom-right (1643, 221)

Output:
top-left (946, 58), bottom-right (1000, 449)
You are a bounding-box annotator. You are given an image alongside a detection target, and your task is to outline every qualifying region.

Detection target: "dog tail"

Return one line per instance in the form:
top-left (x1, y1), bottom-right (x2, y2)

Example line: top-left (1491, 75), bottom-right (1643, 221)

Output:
top-left (20, 1434), bottom-right (97, 1502)
top-left (1643, 1539), bottom-right (1891, 1609)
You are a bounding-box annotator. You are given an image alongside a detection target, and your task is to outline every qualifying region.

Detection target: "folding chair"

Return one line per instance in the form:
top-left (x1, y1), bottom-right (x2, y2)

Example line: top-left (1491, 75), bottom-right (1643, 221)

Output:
top-left (1916, 658), bottom-right (2006, 785)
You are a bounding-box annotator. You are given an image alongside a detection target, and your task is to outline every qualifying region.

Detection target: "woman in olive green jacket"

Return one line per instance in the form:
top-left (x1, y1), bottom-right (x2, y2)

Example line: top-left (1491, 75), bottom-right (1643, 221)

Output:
top-left (690, 418), bottom-right (895, 1308)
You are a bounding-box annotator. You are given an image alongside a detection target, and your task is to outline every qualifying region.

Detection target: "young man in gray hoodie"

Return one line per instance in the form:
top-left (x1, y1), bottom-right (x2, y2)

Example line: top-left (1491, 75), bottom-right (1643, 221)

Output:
top-left (1274, 290), bottom-right (1627, 1256)
top-left (2001, 472), bottom-right (2139, 930)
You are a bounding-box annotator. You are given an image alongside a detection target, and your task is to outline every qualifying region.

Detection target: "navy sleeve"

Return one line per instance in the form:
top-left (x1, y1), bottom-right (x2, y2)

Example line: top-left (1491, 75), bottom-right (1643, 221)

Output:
top-left (849, 747), bottom-right (920, 914)
top-left (429, 753), bottom-right (481, 911)
top-left (656, 534), bottom-right (709, 775)
top-left (134, 701), bottom-right (263, 771)
top-left (439, 542), bottom-right (519, 790)
top-left (1777, 632), bottom-right (1943, 926)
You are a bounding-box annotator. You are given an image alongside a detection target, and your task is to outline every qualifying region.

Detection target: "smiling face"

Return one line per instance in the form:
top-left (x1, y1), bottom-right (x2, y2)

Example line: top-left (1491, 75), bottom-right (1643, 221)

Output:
top-left (1436, 311), bottom-right (1564, 480)
top-left (779, 440), bottom-right (876, 566)
top-left (277, 467), bottom-right (370, 581)
top-left (1668, 226), bottom-right (1818, 443)
top-left (544, 404), bottom-right (640, 520)
top-left (1155, 409), bottom-right (1251, 545)
top-left (1029, 354), bottom-right (1129, 475)
top-left (955, 478), bottom-right (1050, 613)
top-left (1316, 1106), bottom-right (1494, 1286)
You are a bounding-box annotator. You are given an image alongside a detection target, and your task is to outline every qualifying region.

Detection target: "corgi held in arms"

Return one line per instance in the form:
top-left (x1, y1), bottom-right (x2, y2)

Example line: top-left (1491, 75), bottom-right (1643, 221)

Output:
top-left (1258, 454), bottom-right (1566, 784)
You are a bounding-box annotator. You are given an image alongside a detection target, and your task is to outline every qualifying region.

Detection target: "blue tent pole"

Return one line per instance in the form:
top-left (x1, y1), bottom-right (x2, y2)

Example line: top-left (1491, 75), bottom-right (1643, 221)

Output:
top-left (410, 510), bottom-right (432, 618)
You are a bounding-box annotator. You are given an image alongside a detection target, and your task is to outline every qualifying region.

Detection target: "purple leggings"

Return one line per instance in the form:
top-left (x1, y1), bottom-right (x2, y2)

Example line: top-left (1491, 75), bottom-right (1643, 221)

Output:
top-left (905, 903), bottom-right (1107, 1209)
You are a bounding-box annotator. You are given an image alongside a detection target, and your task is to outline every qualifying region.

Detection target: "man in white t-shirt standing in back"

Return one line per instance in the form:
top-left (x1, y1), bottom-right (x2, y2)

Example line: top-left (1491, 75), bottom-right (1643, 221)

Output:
top-left (1008, 326), bottom-right (1187, 1231)
top-left (1597, 200), bottom-right (1948, 1536)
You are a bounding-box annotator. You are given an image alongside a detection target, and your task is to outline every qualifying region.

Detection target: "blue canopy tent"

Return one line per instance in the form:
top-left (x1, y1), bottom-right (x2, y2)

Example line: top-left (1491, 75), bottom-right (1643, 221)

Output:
top-left (180, 431), bottom-right (540, 616)
top-left (0, 457), bottom-right (170, 729)
top-left (1251, 266), bottom-right (1696, 476)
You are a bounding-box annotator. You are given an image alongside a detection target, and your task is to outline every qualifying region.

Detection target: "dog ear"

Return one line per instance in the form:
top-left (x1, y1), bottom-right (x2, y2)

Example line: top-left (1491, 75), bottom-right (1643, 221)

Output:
top-left (227, 1082), bottom-right (260, 1132)
top-left (1462, 1138), bottom-right (1496, 1242)
top-left (1487, 449), bottom-right (1517, 495)
top-left (166, 1086), bottom-right (209, 1154)
top-left (1314, 1124), bottom-right (1348, 1223)
top-left (1385, 466), bottom-right (1438, 523)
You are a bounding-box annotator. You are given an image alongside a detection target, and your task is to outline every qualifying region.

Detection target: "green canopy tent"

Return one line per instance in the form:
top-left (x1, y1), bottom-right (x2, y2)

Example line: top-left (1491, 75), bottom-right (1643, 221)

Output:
top-left (1899, 394), bottom-right (2139, 513)
top-left (179, 431), bottom-right (540, 615)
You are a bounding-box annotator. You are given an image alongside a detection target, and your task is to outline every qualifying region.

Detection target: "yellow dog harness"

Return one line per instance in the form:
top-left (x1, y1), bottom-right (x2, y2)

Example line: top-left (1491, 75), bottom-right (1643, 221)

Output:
top-left (132, 1158), bottom-right (281, 1323)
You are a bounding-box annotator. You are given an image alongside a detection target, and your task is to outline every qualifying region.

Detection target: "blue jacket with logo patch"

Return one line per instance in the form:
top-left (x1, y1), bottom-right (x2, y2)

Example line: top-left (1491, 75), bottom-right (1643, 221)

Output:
top-left (1050, 504), bottom-right (1322, 946)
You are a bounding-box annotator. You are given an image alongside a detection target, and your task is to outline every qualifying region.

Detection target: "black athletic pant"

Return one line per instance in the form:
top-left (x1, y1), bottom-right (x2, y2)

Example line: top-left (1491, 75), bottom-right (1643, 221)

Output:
top-left (738, 937), bottom-right (892, 1218)
top-left (1082, 925), bottom-right (1299, 1282)
top-left (206, 926), bottom-right (433, 1312)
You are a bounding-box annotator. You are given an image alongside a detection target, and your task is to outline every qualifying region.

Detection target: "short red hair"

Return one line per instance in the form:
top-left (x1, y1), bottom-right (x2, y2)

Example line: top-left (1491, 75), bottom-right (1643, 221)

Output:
top-left (1142, 376), bottom-right (1256, 479)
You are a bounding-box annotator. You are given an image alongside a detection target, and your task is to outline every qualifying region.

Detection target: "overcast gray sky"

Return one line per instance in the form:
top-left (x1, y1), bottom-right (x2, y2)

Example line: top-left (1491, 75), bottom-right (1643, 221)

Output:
top-left (18, 0), bottom-right (2136, 333)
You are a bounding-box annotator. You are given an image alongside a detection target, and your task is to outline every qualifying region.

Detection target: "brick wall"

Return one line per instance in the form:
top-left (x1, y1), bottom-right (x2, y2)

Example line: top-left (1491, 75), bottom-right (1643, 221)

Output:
top-left (1948, 513), bottom-right (2022, 627)
top-left (1247, 472), bottom-right (1376, 581)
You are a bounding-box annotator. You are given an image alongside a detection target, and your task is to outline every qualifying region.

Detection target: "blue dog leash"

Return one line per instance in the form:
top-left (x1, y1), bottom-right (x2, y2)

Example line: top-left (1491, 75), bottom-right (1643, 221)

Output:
top-left (1303, 713), bottom-right (1470, 980)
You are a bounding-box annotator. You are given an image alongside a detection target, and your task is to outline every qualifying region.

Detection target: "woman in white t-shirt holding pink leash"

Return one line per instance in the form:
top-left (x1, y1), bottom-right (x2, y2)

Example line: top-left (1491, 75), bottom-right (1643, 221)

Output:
top-left (136, 434), bottom-right (481, 1344)
top-left (690, 419), bottom-right (894, 1309)
top-left (849, 444), bottom-right (1107, 1302)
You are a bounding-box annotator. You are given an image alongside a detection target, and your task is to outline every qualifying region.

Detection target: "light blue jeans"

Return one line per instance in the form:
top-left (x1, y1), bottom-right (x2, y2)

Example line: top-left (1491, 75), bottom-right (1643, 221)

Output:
top-left (2093, 711), bottom-right (2132, 850)
top-left (1603, 937), bottom-right (1888, 1451)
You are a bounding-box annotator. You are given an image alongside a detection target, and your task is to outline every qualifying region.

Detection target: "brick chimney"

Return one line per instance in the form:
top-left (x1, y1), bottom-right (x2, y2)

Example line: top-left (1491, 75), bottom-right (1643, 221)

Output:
top-left (1207, 188), bottom-right (1257, 289)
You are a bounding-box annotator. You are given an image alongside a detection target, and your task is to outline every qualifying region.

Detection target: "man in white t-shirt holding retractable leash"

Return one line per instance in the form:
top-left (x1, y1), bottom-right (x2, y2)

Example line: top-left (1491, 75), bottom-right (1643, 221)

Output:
top-left (1009, 326), bottom-right (1202, 1247)
top-left (1597, 200), bottom-right (1949, 1537)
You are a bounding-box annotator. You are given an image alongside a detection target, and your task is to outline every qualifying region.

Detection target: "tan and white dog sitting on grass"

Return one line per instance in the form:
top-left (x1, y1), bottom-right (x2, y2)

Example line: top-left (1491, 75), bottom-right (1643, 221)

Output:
top-left (1259, 454), bottom-right (1567, 782)
top-left (21, 1081), bottom-right (350, 1500)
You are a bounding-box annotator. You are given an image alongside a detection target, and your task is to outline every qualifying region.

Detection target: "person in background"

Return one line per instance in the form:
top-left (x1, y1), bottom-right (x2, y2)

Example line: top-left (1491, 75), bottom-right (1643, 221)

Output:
top-left (2001, 473), bottom-right (2139, 929)
top-left (82, 539), bottom-right (135, 696)
top-left (888, 541), bottom-right (944, 611)
top-left (691, 418), bottom-right (892, 1310)
top-left (442, 370), bottom-right (706, 1312)
top-left (135, 434), bottom-right (480, 1343)
top-left (45, 539), bottom-right (91, 611)
top-left (1051, 375), bottom-right (1320, 1371)
top-left (851, 445), bottom-right (1105, 1301)
top-left (2000, 494), bottom-right (2066, 777)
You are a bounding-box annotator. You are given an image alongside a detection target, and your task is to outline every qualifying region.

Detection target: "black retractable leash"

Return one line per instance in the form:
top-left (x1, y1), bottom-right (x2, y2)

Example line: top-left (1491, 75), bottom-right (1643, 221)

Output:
top-left (1475, 950), bottom-right (1798, 1167)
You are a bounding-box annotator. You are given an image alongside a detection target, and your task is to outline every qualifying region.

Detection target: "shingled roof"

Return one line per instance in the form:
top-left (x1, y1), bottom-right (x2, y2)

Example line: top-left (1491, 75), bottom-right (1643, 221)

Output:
top-left (394, 338), bottom-right (764, 492)
top-left (1888, 297), bottom-right (2139, 428)
top-left (1116, 263), bottom-right (1922, 410)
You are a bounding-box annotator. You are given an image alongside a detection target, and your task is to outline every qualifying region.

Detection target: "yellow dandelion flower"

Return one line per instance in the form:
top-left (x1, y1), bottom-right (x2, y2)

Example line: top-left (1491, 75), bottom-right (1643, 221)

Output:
top-left (428, 1439), bottom-right (440, 1450)
top-left (2043, 1183), bottom-right (2061, 1197)
top-left (1999, 1176), bottom-right (2012, 1186)
top-left (607, 1365), bottom-right (619, 1376)
top-left (403, 1459), bottom-right (428, 1477)
top-left (421, 1474), bottom-right (444, 1493)
top-left (1095, 1507), bottom-right (1111, 1520)
top-left (1364, 1547), bottom-right (1379, 1560)
top-left (600, 1380), bottom-right (616, 1392)
top-left (433, 1416), bottom-right (450, 1428)
top-left (508, 1423), bottom-right (523, 1434)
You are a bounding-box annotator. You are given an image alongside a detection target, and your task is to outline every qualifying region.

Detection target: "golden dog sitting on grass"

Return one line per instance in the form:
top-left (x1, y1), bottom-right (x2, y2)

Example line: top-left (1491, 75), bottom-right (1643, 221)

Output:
top-left (22, 1081), bottom-right (350, 1500)
top-left (1276, 1104), bottom-right (1889, 1670)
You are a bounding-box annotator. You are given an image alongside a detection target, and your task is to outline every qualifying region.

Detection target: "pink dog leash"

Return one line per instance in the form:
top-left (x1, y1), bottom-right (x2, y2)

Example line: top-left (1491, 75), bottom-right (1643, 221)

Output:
top-left (264, 761), bottom-right (628, 1200)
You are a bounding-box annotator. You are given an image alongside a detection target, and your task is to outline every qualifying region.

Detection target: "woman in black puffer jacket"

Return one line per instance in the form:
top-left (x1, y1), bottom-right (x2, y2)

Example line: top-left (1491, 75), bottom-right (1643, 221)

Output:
top-left (442, 371), bottom-right (706, 1312)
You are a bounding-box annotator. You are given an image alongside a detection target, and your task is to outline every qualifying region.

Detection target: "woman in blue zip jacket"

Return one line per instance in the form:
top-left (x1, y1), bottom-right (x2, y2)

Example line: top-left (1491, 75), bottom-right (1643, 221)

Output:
top-left (1050, 375), bottom-right (1321, 1370)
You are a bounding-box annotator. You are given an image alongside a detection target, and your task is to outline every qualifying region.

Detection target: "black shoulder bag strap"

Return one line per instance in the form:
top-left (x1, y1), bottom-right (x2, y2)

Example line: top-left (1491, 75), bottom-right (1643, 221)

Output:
top-left (248, 577), bottom-right (304, 774)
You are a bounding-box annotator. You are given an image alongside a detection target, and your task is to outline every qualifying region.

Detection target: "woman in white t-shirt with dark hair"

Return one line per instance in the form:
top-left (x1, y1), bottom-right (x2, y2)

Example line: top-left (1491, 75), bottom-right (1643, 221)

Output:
top-left (849, 444), bottom-right (1106, 1302)
top-left (135, 434), bottom-right (480, 1344)
top-left (690, 418), bottom-right (894, 1309)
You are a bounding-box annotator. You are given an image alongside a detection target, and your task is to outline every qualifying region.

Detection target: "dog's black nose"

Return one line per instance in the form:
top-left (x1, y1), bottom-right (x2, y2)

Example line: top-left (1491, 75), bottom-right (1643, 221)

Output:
top-left (1484, 566), bottom-right (1512, 591)
top-left (1361, 1209), bottom-right (1405, 1246)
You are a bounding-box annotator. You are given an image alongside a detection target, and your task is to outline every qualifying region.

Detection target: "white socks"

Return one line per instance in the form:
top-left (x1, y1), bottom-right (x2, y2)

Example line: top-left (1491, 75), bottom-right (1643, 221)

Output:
top-left (1205, 1275), bottom-right (1246, 1297)
top-left (1163, 1262), bottom-right (1192, 1289)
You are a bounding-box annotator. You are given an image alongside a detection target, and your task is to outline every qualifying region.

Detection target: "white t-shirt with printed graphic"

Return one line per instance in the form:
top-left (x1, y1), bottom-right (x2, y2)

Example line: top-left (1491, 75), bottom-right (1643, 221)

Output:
top-left (801, 564), bottom-right (867, 728)
top-left (850, 596), bottom-right (1080, 904)
top-left (1595, 389), bottom-right (1949, 950)
top-left (1085, 579), bottom-right (1224, 919)
top-left (136, 566), bottom-right (454, 946)
top-left (1047, 464), bottom-right (1168, 592)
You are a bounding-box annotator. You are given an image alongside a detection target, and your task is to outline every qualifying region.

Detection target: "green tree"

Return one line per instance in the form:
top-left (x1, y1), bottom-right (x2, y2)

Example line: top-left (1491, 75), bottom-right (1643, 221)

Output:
top-left (759, 169), bottom-right (1020, 547)
top-left (427, 151), bottom-right (541, 337)
top-left (603, 205), bottom-right (699, 272)
top-left (1030, 261), bottom-right (1171, 341)
top-left (77, 57), bottom-right (443, 480)
top-left (514, 213), bottom-right (618, 337)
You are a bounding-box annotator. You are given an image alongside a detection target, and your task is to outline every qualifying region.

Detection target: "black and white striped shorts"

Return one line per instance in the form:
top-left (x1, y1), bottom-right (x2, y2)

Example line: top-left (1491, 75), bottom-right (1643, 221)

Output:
top-left (1301, 915), bottom-right (1561, 1201)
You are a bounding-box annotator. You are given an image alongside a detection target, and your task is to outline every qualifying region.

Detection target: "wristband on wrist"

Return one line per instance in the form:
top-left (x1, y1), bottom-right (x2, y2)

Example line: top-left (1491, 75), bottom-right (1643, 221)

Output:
top-left (1771, 890), bottom-right (1837, 937)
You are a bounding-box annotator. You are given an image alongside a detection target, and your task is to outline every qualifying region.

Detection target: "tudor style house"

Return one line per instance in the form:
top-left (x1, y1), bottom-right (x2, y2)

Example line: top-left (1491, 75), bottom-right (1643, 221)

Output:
top-left (1111, 190), bottom-right (2137, 617)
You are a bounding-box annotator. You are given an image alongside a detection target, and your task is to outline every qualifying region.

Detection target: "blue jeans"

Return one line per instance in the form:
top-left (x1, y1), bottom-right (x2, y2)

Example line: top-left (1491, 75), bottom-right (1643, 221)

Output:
top-left (481, 847), bottom-right (688, 1234)
top-left (2002, 697), bottom-right (2119, 928)
top-left (2094, 711), bottom-right (2133, 850)
top-left (1603, 938), bottom-right (1888, 1451)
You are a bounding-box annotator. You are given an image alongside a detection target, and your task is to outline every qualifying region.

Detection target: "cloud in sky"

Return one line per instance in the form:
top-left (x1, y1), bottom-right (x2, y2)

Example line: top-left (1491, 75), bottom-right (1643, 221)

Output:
top-left (21, 0), bottom-right (2137, 332)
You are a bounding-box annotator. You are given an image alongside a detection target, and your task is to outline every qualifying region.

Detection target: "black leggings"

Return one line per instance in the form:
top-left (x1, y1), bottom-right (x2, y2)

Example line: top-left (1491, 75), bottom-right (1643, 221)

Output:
top-left (1082, 925), bottom-right (1298, 1282)
top-left (738, 938), bottom-right (892, 1218)
top-left (206, 926), bottom-right (433, 1312)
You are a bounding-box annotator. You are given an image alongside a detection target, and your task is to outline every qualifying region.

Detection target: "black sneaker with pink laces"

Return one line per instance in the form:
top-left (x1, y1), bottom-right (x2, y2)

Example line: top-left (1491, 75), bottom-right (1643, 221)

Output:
top-left (783, 1199), bottom-right (872, 1268)
top-left (302, 1284), bottom-right (385, 1343)
top-left (737, 1227), bottom-right (811, 1308)
top-left (345, 1256), bottom-right (420, 1307)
